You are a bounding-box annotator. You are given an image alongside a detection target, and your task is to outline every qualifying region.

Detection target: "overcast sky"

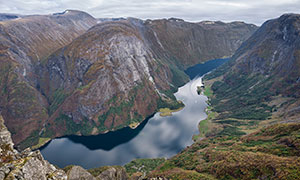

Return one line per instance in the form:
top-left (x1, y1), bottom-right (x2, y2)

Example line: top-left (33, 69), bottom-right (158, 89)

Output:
top-left (1, 0), bottom-right (300, 25)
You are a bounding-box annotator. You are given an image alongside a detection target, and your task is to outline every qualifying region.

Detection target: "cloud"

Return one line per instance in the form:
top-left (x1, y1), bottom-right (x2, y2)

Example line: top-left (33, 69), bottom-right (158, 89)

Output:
top-left (0, 0), bottom-right (300, 25)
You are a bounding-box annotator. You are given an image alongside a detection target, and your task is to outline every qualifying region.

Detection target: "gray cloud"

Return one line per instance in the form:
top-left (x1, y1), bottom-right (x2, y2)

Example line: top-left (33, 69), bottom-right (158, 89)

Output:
top-left (0, 0), bottom-right (300, 25)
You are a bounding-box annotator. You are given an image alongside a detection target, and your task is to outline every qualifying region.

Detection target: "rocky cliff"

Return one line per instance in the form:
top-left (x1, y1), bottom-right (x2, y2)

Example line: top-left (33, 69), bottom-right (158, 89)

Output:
top-left (0, 10), bottom-right (257, 149)
top-left (143, 19), bottom-right (257, 67)
top-left (0, 10), bottom-right (97, 149)
top-left (39, 20), bottom-right (175, 138)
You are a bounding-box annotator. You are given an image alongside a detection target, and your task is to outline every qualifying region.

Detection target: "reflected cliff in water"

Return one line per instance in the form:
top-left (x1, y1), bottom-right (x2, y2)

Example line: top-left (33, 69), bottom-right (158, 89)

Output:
top-left (55, 116), bottom-right (151, 151)
top-left (40, 58), bottom-right (229, 169)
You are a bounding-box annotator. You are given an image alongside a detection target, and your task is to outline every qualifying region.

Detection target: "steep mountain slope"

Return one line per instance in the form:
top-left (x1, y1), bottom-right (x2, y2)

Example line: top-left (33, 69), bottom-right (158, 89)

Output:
top-left (205, 13), bottom-right (300, 123)
top-left (148, 13), bottom-right (300, 180)
top-left (37, 18), bottom-right (257, 144)
top-left (40, 20), bottom-right (177, 138)
top-left (144, 19), bottom-right (257, 67)
top-left (0, 11), bottom-right (257, 149)
top-left (0, 10), bottom-right (97, 149)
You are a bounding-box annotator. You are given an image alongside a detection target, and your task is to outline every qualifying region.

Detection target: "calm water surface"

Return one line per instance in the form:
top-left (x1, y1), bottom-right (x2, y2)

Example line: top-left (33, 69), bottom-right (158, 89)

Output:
top-left (40, 59), bottom-right (228, 169)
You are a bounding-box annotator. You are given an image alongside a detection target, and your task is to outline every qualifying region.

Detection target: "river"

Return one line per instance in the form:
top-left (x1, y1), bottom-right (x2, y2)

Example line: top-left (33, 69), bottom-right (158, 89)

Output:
top-left (40, 58), bottom-right (228, 169)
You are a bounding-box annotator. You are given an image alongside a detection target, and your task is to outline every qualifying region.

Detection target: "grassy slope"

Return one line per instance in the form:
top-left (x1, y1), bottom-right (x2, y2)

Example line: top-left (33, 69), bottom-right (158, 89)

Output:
top-left (147, 64), bottom-right (300, 179)
top-left (149, 122), bottom-right (300, 179)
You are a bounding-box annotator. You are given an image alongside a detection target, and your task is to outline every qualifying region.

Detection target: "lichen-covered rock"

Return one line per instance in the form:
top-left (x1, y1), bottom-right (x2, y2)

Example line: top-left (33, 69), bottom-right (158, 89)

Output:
top-left (67, 166), bottom-right (96, 180)
top-left (97, 167), bottom-right (128, 180)
top-left (0, 114), bottom-right (67, 180)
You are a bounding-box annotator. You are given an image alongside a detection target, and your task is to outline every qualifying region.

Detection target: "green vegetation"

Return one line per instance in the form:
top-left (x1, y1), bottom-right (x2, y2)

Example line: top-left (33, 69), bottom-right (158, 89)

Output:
top-left (31, 137), bottom-right (51, 150)
top-left (195, 111), bottom-right (217, 140)
top-left (168, 61), bottom-right (190, 88)
top-left (97, 84), bottom-right (145, 131)
top-left (157, 91), bottom-right (185, 111)
top-left (148, 61), bottom-right (300, 179)
top-left (54, 114), bottom-right (94, 135)
top-left (150, 123), bottom-right (300, 179)
top-left (150, 168), bottom-right (216, 180)
top-left (49, 88), bottom-right (68, 115)
top-left (124, 158), bottom-right (166, 176)
top-left (18, 130), bottom-right (40, 150)
top-left (208, 73), bottom-right (273, 121)
top-left (203, 86), bottom-right (212, 97)
top-left (159, 102), bottom-right (184, 117)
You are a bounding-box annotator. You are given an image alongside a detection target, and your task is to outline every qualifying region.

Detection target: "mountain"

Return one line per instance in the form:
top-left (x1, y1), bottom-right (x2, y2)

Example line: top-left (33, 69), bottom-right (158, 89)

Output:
top-left (0, 13), bottom-right (20, 21)
top-left (148, 13), bottom-right (300, 180)
top-left (0, 10), bottom-right (97, 149)
top-left (0, 10), bottom-right (257, 150)
top-left (205, 13), bottom-right (300, 123)
top-left (145, 19), bottom-right (257, 67)
top-left (35, 18), bottom-right (257, 148)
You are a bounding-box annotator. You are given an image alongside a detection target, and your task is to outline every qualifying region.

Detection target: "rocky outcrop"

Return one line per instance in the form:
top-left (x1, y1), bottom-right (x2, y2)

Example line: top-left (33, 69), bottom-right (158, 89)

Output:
top-left (97, 167), bottom-right (128, 180)
top-left (67, 166), bottom-right (96, 180)
top-left (0, 114), bottom-right (68, 180)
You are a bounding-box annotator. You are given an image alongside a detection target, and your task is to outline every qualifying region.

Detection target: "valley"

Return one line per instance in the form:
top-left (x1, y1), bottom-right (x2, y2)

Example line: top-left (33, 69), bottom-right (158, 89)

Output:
top-left (0, 9), bottom-right (300, 180)
top-left (0, 11), bottom-right (257, 150)
top-left (39, 58), bottom-right (225, 169)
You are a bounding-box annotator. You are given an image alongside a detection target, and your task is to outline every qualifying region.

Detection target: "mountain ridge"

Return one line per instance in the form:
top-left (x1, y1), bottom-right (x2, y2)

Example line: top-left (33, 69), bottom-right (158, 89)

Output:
top-left (0, 10), bottom-right (257, 149)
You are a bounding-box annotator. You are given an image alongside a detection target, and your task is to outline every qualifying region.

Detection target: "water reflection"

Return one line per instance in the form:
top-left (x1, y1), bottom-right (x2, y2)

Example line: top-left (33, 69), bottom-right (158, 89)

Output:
top-left (40, 77), bottom-right (208, 169)
top-left (40, 59), bottom-right (230, 169)
top-left (60, 116), bottom-right (151, 151)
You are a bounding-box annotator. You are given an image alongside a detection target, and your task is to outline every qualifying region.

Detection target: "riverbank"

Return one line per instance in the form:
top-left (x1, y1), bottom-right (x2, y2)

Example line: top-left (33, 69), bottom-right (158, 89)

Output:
top-left (148, 73), bottom-right (300, 180)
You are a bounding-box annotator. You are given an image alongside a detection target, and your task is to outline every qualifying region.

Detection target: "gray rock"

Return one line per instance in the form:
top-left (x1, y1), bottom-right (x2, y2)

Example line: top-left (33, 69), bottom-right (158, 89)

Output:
top-left (97, 167), bottom-right (128, 180)
top-left (68, 166), bottom-right (96, 180)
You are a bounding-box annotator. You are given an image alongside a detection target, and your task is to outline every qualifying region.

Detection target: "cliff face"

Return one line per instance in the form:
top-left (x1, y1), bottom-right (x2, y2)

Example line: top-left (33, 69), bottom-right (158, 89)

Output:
top-left (38, 18), bottom-right (257, 142)
top-left (40, 20), bottom-right (175, 137)
top-left (0, 11), bottom-right (257, 149)
top-left (143, 19), bottom-right (258, 67)
top-left (0, 10), bottom-right (97, 149)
